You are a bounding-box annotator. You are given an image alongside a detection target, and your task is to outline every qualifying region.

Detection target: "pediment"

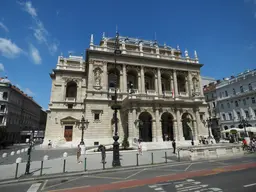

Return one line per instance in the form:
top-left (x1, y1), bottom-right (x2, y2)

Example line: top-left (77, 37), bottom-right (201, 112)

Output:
top-left (60, 116), bottom-right (79, 123)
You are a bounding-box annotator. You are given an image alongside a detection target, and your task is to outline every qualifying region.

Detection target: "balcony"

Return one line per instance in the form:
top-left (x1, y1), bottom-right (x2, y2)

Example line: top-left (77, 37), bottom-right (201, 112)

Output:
top-left (146, 90), bottom-right (157, 95)
top-left (108, 88), bottom-right (120, 93)
top-left (65, 97), bottom-right (76, 103)
top-left (128, 89), bottom-right (139, 94)
top-left (179, 92), bottom-right (189, 97)
top-left (163, 91), bottom-right (173, 97)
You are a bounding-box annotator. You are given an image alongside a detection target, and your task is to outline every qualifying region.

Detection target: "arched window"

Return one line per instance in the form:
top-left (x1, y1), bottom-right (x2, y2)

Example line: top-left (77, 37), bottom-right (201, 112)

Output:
top-left (66, 81), bottom-right (77, 98)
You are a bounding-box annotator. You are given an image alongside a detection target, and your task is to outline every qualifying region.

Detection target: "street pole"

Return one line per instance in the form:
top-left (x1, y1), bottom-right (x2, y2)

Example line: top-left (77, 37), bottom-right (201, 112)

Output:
top-left (25, 129), bottom-right (34, 175)
top-left (112, 31), bottom-right (121, 167)
top-left (80, 116), bottom-right (85, 145)
top-left (240, 118), bottom-right (248, 137)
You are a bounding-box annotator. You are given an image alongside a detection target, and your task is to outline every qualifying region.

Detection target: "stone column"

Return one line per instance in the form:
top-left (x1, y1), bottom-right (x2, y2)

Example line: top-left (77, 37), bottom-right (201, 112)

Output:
top-left (195, 109), bottom-right (201, 138)
top-left (132, 108), bottom-right (137, 139)
top-left (187, 72), bottom-right (192, 97)
top-left (141, 67), bottom-right (145, 93)
top-left (154, 74), bottom-right (158, 94)
top-left (157, 68), bottom-right (162, 94)
top-left (192, 120), bottom-right (198, 140)
top-left (155, 108), bottom-right (163, 142)
top-left (123, 64), bottom-right (127, 93)
top-left (185, 77), bottom-right (189, 96)
top-left (152, 120), bottom-right (157, 142)
top-left (119, 73), bottom-right (123, 92)
top-left (173, 70), bottom-right (178, 98)
top-left (62, 81), bottom-right (66, 101)
top-left (176, 109), bottom-right (184, 141)
top-left (88, 61), bottom-right (94, 90)
top-left (198, 75), bottom-right (204, 96)
top-left (173, 120), bottom-right (178, 141)
top-left (103, 63), bottom-right (108, 90)
top-left (128, 109), bottom-right (133, 143)
top-left (138, 73), bottom-right (141, 93)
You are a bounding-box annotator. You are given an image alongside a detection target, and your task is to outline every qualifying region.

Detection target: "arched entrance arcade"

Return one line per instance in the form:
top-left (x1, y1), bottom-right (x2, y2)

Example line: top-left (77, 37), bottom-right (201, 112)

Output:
top-left (138, 112), bottom-right (152, 142)
top-left (161, 112), bottom-right (174, 141)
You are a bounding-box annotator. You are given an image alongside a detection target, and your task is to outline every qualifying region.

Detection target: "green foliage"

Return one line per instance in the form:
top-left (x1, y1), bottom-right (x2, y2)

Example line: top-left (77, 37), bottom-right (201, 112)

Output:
top-left (122, 137), bottom-right (130, 149)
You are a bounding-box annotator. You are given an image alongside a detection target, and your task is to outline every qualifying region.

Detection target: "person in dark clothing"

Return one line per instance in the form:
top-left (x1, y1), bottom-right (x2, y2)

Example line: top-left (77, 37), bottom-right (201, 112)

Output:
top-left (172, 139), bottom-right (176, 154)
top-left (100, 145), bottom-right (106, 163)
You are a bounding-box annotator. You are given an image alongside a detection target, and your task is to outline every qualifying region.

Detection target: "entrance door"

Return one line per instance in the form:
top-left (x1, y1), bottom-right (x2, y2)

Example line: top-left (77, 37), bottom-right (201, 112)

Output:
top-left (64, 126), bottom-right (73, 141)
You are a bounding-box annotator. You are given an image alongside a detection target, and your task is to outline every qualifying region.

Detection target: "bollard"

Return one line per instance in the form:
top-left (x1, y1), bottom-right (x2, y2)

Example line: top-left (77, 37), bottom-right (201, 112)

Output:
top-left (40, 160), bottom-right (44, 176)
top-left (165, 151), bottom-right (167, 163)
top-left (63, 159), bottom-right (66, 173)
top-left (63, 152), bottom-right (68, 173)
top-left (136, 153), bottom-right (139, 166)
top-left (15, 157), bottom-right (22, 179)
top-left (2, 153), bottom-right (7, 158)
top-left (84, 157), bottom-right (87, 171)
top-left (10, 151), bottom-right (15, 156)
top-left (17, 150), bottom-right (21, 155)
top-left (151, 152), bottom-right (154, 165)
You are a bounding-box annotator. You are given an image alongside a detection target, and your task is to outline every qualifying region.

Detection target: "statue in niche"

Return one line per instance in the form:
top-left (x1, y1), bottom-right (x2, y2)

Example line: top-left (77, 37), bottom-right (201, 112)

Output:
top-left (94, 68), bottom-right (102, 86)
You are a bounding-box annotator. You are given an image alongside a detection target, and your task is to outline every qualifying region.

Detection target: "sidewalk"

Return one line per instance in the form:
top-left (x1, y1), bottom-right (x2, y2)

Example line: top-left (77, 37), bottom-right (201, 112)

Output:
top-left (0, 149), bottom-right (176, 181)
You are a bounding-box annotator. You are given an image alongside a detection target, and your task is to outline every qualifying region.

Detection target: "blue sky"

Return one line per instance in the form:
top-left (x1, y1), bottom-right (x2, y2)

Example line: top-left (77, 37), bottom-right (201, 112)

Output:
top-left (0, 0), bottom-right (256, 109)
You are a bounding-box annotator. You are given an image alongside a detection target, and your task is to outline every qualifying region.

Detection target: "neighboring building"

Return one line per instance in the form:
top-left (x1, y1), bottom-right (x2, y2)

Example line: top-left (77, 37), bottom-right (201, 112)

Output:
top-left (44, 33), bottom-right (210, 148)
top-left (216, 69), bottom-right (256, 137)
top-left (203, 81), bottom-right (221, 138)
top-left (0, 77), bottom-right (43, 145)
top-left (201, 76), bottom-right (216, 87)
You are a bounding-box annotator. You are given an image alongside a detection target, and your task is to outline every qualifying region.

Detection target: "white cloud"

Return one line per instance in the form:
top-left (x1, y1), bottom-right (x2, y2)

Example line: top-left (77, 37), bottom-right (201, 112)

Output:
top-left (29, 44), bottom-right (41, 64)
top-left (0, 63), bottom-right (4, 72)
top-left (0, 38), bottom-right (23, 58)
top-left (19, 1), bottom-right (37, 18)
top-left (19, 1), bottom-right (58, 54)
top-left (24, 88), bottom-right (35, 96)
top-left (0, 22), bottom-right (8, 32)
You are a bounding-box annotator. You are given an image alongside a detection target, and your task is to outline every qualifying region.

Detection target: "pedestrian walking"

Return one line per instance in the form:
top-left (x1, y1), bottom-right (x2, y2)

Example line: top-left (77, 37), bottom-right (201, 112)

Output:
top-left (138, 139), bottom-right (142, 155)
top-left (77, 145), bottom-right (82, 163)
top-left (172, 139), bottom-right (176, 154)
top-left (100, 145), bottom-right (106, 163)
top-left (48, 140), bottom-right (52, 149)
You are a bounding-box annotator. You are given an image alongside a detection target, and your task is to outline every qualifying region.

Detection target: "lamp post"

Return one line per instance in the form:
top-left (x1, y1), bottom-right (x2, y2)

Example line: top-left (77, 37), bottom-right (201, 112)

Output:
top-left (111, 31), bottom-right (122, 167)
top-left (25, 128), bottom-right (34, 175)
top-left (239, 117), bottom-right (248, 137)
top-left (78, 116), bottom-right (89, 145)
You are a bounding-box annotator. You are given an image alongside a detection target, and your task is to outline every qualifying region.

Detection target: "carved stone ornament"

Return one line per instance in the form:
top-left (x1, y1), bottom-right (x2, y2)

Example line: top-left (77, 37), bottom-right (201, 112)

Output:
top-left (93, 67), bottom-right (103, 90)
top-left (63, 77), bottom-right (81, 83)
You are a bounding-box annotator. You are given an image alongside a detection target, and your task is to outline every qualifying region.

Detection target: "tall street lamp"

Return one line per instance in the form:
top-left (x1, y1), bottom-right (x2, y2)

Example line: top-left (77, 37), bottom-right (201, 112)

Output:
top-left (79, 116), bottom-right (89, 145)
top-left (239, 117), bottom-right (248, 137)
top-left (111, 31), bottom-right (122, 167)
top-left (25, 128), bottom-right (34, 175)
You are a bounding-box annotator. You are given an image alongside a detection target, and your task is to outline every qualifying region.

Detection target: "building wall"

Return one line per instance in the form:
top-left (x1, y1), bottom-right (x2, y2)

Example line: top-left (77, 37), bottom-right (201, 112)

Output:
top-left (44, 35), bottom-right (210, 147)
top-left (215, 70), bottom-right (256, 131)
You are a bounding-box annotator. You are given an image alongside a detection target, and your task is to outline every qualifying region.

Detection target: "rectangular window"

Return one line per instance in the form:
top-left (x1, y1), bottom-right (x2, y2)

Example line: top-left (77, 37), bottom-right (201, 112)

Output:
top-left (0, 105), bottom-right (5, 112)
top-left (237, 111), bottom-right (241, 120)
top-left (228, 113), bottom-right (232, 120)
top-left (94, 113), bottom-right (100, 120)
top-left (225, 91), bottom-right (228, 97)
top-left (240, 86), bottom-right (244, 93)
top-left (233, 88), bottom-right (236, 95)
top-left (235, 101), bottom-right (239, 107)
top-left (245, 111), bottom-right (250, 119)
top-left (3, 92), bottom-right (8, 100)
top-left (227, 102), bottom-right (230, 108)
top-left (222, 114), bottom-right (226, 121)
top-left (248, 83), bottom-right (253, 91)
top-left (252, 97), bottom-right (255, 104)
top-left (221, 104), bottom-right (224, 109)
top-left (243, 99), bottom-right (246, 106)
top-left (254, 109), bottom-right (256, 117)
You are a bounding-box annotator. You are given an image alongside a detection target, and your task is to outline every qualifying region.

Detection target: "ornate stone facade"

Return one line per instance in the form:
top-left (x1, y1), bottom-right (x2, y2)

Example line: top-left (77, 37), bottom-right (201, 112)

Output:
top-left (44, 34), bottom-right (209, 148)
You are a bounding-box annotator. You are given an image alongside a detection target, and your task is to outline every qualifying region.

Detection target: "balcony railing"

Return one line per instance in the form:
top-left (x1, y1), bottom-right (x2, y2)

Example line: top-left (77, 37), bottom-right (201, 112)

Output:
top-left (128, 89), bottom-right (139, 94)
top-left (65, 97), bottom-right (76, 102)
top-left (146, 90), bottom-right (157, 95)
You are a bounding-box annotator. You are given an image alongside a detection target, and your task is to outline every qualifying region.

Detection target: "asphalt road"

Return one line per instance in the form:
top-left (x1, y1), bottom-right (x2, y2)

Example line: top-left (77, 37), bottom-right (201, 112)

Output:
top-left (0, 155), bottom-right (255, 192)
